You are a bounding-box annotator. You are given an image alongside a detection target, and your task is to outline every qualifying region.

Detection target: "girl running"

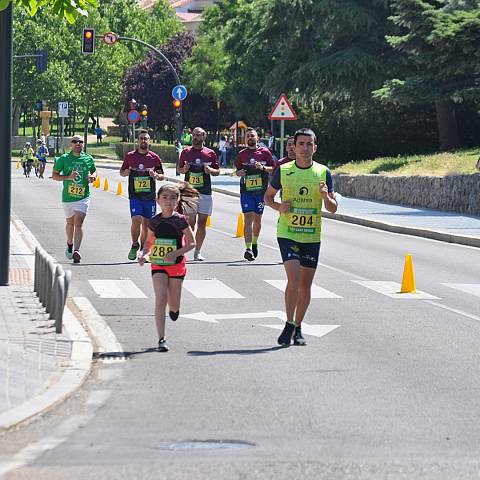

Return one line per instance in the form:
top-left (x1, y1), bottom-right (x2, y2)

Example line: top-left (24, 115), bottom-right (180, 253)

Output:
top-left (138, 183), bottom-right (199, 352)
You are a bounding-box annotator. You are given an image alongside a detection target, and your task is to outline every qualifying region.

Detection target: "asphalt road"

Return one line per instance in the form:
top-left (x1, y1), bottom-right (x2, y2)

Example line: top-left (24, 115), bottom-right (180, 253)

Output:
top-left (2, 163), bottom-right (480, 479)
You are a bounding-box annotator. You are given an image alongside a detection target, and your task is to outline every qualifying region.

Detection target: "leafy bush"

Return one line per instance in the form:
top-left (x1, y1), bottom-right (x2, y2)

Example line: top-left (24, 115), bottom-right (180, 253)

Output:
top-left (115, 143), bottom-right (178, 164)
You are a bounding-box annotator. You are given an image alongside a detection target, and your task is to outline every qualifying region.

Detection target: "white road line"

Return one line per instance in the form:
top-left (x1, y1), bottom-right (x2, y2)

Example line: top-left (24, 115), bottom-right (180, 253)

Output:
top-left (441, 283), bottom-right (480, 298)
top-left (353, 280), bottom-right (440, 299)
top-left (264, 279), bottom-right (342, 298)
top-left (260, 322), bottom-right (341, 338)
top-left (425, 301), bottom-right (480, 323)
top-left (183, 279), bottom-right (244, 298)
top-left (72, 297), bottom-right (124, 360)
top-left (88, 279), bottom-right (147, 298)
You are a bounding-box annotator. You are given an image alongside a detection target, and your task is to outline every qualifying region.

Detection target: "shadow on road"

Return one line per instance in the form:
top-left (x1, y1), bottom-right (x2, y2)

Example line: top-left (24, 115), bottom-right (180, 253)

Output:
top-left (187, 346), bottom-right (284, 356)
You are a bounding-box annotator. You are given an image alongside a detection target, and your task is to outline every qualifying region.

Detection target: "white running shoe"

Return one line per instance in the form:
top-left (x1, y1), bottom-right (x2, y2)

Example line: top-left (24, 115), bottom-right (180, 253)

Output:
top-left (194, 251), bottom-right (205, 261)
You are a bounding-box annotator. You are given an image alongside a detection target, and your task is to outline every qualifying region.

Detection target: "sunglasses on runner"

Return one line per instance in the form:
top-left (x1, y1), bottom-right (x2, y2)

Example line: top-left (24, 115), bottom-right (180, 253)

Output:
top-left (71, 139), bottom-right (84, 144)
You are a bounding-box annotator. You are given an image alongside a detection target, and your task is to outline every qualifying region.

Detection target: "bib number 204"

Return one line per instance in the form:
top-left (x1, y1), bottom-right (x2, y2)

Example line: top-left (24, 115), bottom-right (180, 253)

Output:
top-left (291, 214), bottom-right (314, 226)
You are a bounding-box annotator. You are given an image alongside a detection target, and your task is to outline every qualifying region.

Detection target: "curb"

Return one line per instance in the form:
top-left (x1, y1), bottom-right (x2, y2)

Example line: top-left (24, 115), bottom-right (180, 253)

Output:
top-left (321, 211), bottom-right (480, 248)
top-left (0, 220), bottom-right (94, 432)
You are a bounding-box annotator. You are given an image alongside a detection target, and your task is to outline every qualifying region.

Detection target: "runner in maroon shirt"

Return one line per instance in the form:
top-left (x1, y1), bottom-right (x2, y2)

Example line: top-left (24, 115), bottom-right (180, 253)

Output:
top-left (120, 130), bottom-right (164, 261)
top-left (235, 128), bottom-right (275, 261)
top-left (275, 135), bottom-right (296, 169)
top-left (179, 127), bottom-right (220, 261)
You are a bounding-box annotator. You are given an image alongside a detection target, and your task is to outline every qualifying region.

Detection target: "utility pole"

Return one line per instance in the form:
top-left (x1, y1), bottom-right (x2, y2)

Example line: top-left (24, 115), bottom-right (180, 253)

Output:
top-left (0, 2), bottom-right (13, 285)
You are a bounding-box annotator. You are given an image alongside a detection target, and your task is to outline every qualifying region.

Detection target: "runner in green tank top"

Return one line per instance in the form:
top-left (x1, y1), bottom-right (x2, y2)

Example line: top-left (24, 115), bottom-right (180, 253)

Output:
top-left (264, 128), bottom-right (338, 346)
top-left (52, 135), bottom-right (97, 264)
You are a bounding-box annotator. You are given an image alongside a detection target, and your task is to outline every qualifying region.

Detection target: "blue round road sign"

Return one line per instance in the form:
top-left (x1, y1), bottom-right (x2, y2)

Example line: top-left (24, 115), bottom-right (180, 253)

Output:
top-left (128, 109), bottom-right (140, 124)
top-left (172, 85), bottom-right (188, 101)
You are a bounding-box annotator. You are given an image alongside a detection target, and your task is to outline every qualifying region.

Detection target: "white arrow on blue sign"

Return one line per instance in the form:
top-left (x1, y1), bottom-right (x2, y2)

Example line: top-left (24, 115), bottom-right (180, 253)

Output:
top-left (172, 85), bottom-right (188, 101)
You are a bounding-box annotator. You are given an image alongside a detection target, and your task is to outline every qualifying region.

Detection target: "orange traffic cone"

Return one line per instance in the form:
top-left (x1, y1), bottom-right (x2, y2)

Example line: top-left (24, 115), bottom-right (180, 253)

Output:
top-left (400, 254), bottom-right (416, 293)
top-left (103, 178), bottom-right (109, 191)
top-left (234, 213), bottom-right (244, 238)
top-left (116, 181), bottom-right (123, 195)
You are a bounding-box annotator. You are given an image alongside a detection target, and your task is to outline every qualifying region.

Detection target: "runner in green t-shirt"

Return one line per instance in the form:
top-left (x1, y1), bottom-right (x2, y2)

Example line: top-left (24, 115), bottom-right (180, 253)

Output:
top-left (264, 128), bottom-right (338, 347)
top-left (52, 135), bottom-right (97, 264)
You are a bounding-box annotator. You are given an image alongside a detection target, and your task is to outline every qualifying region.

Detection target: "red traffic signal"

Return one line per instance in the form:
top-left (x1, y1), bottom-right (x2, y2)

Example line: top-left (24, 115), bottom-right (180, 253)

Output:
top-left (82, 28), bottom-right (95, 54)
top-left (172, 99), bottom-right (181, 109)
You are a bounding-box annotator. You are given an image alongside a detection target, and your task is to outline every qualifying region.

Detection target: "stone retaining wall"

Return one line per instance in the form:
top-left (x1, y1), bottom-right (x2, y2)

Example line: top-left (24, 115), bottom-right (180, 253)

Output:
top-left (333, 173), bottom-right (480, 215)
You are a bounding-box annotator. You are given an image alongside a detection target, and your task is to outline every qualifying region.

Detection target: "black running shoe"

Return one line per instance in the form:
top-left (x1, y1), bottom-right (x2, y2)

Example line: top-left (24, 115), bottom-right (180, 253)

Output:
top-left (158, 338), bottom-right (169, 352)
top-left (252, 244), bottom-right (258, 258)
top-left (244, 248), bottom-right (255, 261)
top-left (293, 326), bottom-right (307, 346)
top-left (73, 250), bottom-right (81, 264)
top-left (169, 310), bottom-right (179, 321)
top-left (277, 322), bottom-right (295, 346)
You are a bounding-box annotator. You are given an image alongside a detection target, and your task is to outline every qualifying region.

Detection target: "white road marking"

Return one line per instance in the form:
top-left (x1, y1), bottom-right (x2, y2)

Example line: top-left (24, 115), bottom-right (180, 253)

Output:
top-left (88, 279), bottom-right (147, 298)
top-left (425, 301), bottom-right (480, 323)
top-left (441, 283), bottom-right (480, 298)
top-left (259, 322), bottom-right (341, 338)
top-left (181, 310), bottom-right (286, 324)
top-left (72, 297), bottom-right (125, 362)
top-left (353, 281), bottom-right (440, 299)
top-left (264, 279), bottom-right (342, 298)
top-left (183, 279), bottom-right (244, 298)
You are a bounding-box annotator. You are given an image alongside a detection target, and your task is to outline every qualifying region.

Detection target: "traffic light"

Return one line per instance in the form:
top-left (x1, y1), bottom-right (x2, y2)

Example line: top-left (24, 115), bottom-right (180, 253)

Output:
top-left (140, 105), bottom-right (148, 127)
top-left (36, 50), bottom-right (48, 73)
top-left (173, 99), bottom-right (181, 109)
top-left (82, 28), bottom-right (95, 54)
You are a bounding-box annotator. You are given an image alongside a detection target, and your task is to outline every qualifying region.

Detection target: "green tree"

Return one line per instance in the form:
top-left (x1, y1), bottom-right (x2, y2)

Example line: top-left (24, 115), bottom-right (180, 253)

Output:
top-left (12, 0), bottom-right (181, 135)
top-left (373, 0), bottom-right (480, 149)
top-left (1, 0), bottom-right (98, 23)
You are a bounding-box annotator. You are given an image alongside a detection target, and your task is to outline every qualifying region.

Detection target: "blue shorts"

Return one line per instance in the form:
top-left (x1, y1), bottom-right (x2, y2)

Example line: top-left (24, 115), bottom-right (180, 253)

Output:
top-left (240, 193), bottom-right (265, 215)
top-left (277, 238), bottom-right (321, 269)
top-left (129, 198), bottom-right (156, 219)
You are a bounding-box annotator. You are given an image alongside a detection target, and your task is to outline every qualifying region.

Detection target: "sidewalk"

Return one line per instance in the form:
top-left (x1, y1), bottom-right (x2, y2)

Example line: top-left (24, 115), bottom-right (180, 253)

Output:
top-left (0, 218), bottom-right (92, 432)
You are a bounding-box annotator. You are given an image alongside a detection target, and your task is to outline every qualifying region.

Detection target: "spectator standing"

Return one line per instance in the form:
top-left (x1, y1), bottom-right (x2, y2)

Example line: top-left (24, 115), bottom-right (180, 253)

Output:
top-left (218, 135), bottom-right (227, 167)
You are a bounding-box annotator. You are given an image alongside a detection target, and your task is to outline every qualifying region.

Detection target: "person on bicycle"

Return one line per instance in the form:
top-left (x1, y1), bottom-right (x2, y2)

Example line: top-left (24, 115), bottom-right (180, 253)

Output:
top-left (21, 142), bottom-right (35, 178)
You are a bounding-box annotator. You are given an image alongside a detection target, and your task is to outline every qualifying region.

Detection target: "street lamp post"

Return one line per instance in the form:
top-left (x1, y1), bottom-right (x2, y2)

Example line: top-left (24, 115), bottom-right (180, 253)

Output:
top-left (0, 2), bottom-right (13, 285)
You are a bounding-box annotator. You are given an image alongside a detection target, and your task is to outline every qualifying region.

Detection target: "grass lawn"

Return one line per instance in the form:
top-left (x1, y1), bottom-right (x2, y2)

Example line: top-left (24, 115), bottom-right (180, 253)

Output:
top-left (332, 148), bottom-right (480, 176)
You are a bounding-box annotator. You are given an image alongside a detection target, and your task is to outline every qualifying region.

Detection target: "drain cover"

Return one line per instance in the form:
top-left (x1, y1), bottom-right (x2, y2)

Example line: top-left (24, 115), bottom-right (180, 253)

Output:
top-left (156, 440), bottom-right (255, 450)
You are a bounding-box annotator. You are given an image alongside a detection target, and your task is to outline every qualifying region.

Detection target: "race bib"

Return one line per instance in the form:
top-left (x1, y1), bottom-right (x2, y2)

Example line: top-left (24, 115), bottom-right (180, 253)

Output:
top-left (150, 238), bottom-right (177, 265)
top-left (67, 184), bottom-right (86, 198)
top-left (245, 174), bottom-right (262, 191)
top-left (189, 172), bottom-right (204, 187)
top-left (287, 208), bottom-right (318, 234)
top-left (134, 176), bottom-right (151, 192)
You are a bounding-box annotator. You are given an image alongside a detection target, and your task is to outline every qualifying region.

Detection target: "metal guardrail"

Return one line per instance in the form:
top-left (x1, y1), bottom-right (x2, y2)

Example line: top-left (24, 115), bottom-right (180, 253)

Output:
top-left (34, 247), bottom-right (71, 333)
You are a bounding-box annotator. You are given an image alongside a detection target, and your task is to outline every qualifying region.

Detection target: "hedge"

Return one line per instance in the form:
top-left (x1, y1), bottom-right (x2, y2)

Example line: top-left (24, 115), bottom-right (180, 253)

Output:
top-left (115, 142), bottom-right (178, 163)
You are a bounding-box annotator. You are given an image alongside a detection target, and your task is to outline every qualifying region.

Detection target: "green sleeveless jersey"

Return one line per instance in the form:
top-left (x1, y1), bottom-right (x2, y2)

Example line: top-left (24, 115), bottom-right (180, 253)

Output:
top-left (277, 161), bottom-right (327, 243)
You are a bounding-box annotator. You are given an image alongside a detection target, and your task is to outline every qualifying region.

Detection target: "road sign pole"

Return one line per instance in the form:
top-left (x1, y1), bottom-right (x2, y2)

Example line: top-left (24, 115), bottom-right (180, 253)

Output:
top-left (60, 117), bottom-right (64, 153)
top-left (280, 120), bottom-right (285, 159)
top-left (0, 2), bottom-right (13, 285)
top-left (132, 122), bottom-right (135, 144)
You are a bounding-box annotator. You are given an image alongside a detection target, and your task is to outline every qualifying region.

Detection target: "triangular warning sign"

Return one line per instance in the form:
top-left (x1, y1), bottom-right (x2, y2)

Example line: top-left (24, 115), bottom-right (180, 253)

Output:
top-left (268, 93), bottom-right (297, 120)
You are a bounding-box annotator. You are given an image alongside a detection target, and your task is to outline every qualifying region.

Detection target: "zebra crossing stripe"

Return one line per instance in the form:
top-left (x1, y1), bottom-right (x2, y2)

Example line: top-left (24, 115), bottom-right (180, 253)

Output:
top-left (89, 279), bottom-right (147, 298)
top-left (353, 281), bottom-right (439, 299)
top-left (264, 280), bottom-right (342, 298)
top-left (183, 279), bottom-right (244, 298)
